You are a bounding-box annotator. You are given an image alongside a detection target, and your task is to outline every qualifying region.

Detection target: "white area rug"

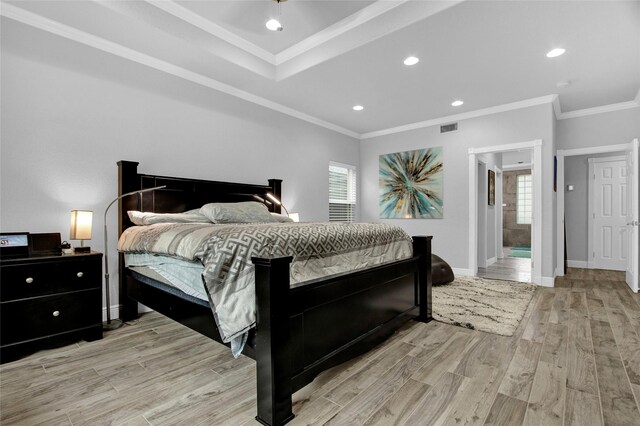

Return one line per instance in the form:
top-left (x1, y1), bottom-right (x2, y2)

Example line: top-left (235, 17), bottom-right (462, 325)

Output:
top-left (432, 276), bottom-right (536, 336)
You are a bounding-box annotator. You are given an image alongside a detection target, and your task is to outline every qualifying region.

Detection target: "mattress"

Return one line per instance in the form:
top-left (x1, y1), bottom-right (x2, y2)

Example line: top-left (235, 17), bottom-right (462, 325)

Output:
top-left (119, 221), bottom-right (413, 346)
top-left (125, 253), bottom-right (207, 301)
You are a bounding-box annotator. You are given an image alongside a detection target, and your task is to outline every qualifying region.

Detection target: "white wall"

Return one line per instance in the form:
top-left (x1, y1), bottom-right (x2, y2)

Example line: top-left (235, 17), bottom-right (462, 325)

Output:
top-left (557, 107), bottom-right (640, 150)
top-left (558, 107), bottom-right (639, 270)
top-left (564, 152), bottom-right (626, 264)
top-left (478, 152), bottom-right (502, 263)
top-left (359, 103), bottom-right (555, 278)
top-left (1, 27), bottom-right (359, 313)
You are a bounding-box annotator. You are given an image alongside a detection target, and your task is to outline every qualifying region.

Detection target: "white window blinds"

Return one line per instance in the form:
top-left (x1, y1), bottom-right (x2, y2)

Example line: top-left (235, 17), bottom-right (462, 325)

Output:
top-left (516, 174), bottom-right (532, 225)
top-left (329, 162), bottom-right (357, 222)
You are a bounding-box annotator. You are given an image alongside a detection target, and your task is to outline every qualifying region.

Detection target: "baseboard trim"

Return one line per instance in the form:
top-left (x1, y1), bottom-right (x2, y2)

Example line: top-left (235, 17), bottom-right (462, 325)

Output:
top-left (452, 268), bottom-right (473, 276)
top-left (102, 305), bottom-right (121, 322)
top-left (567, 260), bottom-right (588, 268)
top-left (102, 303), bottom-right (154, 321)
top-left (540, 276), bottom-right (555, 287)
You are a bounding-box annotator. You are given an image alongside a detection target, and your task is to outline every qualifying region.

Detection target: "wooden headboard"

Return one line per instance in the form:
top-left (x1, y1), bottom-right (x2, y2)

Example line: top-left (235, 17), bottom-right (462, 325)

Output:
top-left (117, 160), bottom-right (282, 237)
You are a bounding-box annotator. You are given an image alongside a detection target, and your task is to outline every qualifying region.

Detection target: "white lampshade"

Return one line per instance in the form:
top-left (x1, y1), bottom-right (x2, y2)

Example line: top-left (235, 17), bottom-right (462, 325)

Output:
top-left (70, 210), bottom-right (93, 240)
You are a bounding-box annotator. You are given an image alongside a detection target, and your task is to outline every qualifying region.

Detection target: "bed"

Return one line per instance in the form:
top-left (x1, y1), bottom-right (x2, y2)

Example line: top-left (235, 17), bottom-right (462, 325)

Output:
top-left (116, 160), bottom-right (433, 426)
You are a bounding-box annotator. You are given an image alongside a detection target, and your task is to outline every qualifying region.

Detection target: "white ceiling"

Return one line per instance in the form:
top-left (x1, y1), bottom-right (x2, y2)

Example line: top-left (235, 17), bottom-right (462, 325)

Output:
top-left (2, 0), bottom-right (639, 138)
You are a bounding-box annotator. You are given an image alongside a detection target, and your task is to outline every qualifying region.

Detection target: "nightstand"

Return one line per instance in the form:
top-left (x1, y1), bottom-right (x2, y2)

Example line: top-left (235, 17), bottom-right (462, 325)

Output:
top-left (0, 252), bottom-right (103, 363)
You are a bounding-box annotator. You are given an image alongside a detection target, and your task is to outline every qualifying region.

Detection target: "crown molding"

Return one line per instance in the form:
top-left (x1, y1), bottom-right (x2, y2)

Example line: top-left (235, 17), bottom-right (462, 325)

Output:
top-left (275, 1), bottom-right (408, 65)
top-left (556, 99), bottom-right (640, 120)
top-left (145, 0), bottom-right (276, 66)
top-left (502, 163), bottom-right (532, 171)
top-left (361, 95), bottom-right (557, 140)
top-left (1, 3), bottom-right (359, 139)
top-left (552, 88), bottom-right (640, 120)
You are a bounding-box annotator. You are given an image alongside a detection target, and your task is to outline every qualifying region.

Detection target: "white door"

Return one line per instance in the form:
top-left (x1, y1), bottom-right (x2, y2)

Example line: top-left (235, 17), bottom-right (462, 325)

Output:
top-left (589, 157), bottom-right (628, 271)
top-left (626, 139), bottom-right (639, 292)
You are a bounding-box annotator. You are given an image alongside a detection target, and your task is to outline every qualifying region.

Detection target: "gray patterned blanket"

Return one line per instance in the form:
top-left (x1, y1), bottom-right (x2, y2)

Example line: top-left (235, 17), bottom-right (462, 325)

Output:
top-left (119, 222), bottom-right (413, 344)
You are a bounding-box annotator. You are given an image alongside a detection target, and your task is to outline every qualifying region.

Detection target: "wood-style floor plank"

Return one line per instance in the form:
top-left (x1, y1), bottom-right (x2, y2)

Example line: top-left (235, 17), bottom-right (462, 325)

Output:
top-left (523, 361), bottom-right (565, 426)
top-left (403, 372), bottom-right (469, 426)
top-left (440, 366), bottom-right (505, 426)
top-left (498, 339), bottom-right (543, 402)
top-left (2, 269), bottom-right (639, 426)
top-left (563, 388), bottom-right (603, 426)
top-left (483, 393), bottom-right (528, 426)
top-left (362, 379), bottom-right (430, 426)
top-left (565, 317), bottom-right (598, 395)
top-left (324, 355), bottom-right (425, 425)
top-left (539, 323), bottom-right (568, 367)
top-left (593, 353), bottom-right (640, 425)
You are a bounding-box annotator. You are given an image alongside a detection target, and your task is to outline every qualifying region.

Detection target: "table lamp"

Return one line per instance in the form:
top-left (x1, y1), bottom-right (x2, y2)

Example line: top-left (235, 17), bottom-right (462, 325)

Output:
top-left (70, 210), bottom-right (93, 253)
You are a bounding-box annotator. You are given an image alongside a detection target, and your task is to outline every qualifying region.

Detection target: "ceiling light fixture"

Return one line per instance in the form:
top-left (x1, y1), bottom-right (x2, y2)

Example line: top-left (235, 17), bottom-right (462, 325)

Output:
top-left (266, 19), bottom-right (282, 31)
top-left (403, 56), bottom-right (419, 66)
top-left (353, 105), bottom-right (364, 111)
top-left (451, 100), bottom-right (464, 107)
top-left (266, 0), bottom-right (286, 32)
top-left (546, 48), bottom-right (565, 58)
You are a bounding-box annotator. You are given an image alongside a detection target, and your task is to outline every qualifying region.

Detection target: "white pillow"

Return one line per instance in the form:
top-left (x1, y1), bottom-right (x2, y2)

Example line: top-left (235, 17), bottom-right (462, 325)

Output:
top-left (128, 209), bottom-right (211, 225)
top-left (200, 202), bottom-right (278, 224)
top-left (270, 213), bottom-right (294, 222)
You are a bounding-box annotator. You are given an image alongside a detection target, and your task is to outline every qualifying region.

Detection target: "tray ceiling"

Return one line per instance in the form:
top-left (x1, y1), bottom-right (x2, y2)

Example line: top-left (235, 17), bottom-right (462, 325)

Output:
top-left (2, 0), bottom-right (639, 138)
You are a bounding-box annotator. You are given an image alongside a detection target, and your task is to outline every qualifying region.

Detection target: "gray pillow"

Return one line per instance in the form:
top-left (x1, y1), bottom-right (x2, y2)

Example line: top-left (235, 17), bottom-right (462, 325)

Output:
top-left (128, 209), bottom-right (211, 225)
top-left (200, 202), bottom-right (278, 224)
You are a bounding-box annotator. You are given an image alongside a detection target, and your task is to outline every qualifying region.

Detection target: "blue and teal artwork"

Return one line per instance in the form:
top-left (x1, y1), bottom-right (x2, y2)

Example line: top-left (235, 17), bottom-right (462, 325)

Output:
top-left (379, 147), bottom-right (443, 219)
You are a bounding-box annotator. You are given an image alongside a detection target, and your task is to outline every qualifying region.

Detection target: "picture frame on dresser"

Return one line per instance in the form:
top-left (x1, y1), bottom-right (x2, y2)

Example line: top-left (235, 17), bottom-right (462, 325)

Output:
top-left (0, 232), bottom-right (30, 259)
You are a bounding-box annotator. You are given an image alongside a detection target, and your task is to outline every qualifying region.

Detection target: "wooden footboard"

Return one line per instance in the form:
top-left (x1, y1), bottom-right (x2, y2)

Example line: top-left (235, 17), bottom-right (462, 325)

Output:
top-left (252, 236), bottom-right (432, 425)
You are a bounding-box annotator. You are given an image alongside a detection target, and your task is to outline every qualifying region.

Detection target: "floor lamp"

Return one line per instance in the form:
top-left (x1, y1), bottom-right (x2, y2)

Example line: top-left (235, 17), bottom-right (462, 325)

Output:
top-left (102, 185), bottom-right (166, 330)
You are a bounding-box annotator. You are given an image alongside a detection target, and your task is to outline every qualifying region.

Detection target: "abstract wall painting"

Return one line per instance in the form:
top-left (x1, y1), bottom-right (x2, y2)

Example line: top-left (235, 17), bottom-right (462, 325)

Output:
top-left (379, 147), bottom-right (443, 219)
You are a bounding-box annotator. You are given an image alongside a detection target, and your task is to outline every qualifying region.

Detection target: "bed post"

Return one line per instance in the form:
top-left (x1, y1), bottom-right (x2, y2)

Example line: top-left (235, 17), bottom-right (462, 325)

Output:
top-left (117, 160), bottom-right (141, 321)
top-left (413, 236), bottom-right (433, 322)
top-left (268, 179), bottom-right (282, 214)
top-left (252, 255), bottom-right (295, 426)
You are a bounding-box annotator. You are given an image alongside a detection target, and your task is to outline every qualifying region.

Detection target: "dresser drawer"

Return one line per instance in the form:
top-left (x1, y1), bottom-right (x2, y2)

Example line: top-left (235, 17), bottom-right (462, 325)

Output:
top-left (0, 289), bottom-right (101, 345)
top-left (0, 262), bottom-right (56, 301)
top-left (56, 258), bottom-right (101, 293)
top-left (0, 257), bottom-right (101, 301)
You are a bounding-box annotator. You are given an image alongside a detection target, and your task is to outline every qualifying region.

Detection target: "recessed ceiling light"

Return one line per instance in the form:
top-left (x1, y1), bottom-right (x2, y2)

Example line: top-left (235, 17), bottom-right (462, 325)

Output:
top-left (546, 48), bottom-right (565, 58)
top-left (451, 100), bottom-right (464, 107)
top-left (353, 105), bottom-right (364, 111)
top-left (266, 19), bottom-right (282, 31)
top-left (403, 56), bottom-right (419, 66)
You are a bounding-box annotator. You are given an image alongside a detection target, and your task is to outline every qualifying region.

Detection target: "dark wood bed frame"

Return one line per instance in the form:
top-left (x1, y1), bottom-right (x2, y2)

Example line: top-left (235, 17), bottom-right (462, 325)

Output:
top-left (117, 160), bottom-right (432, 426)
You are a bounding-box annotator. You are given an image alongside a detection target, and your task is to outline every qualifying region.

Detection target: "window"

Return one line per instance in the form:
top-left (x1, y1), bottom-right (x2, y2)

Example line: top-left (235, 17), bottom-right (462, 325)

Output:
top-left (516, 174), bottom-right (532, 224)
top-left (329, 162), bottom-right (357, 222)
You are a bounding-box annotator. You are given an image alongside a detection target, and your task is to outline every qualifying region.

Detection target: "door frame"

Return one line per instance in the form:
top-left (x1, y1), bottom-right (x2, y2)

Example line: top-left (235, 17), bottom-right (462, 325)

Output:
top-left (477, 160), bottom-right (488, 268)
top-left (627, 139), bottom-right (639, 293)
top-left (495, 166), bottom-right (504, 260)
top-left (556, 142), bottom-right (632, 277)
top-left (468, 139), bottom-right (542, 285)
top-left (587, 155), bottom-right (628, 270)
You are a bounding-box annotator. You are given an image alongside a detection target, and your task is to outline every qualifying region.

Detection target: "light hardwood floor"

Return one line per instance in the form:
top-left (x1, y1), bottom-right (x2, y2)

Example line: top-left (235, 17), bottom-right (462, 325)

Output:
top-left (477, 247), bottom-right (531, 283)
top-left (1, 268), bottom-right (639, 425)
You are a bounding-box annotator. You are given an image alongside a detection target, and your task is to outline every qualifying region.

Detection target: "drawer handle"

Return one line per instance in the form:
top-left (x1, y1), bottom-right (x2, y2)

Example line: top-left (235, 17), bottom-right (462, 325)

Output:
top-left (25, 277), bottom-right (34, 284)
top-left (52, 310), bottom-right (60, 317)
top-left (76, 272), bottom-right (84, 278)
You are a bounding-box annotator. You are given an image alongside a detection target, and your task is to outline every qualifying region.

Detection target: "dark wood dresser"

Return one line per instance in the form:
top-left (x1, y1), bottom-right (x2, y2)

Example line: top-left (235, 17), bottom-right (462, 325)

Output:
top-left (0, 252), bottom-right (103, 363)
